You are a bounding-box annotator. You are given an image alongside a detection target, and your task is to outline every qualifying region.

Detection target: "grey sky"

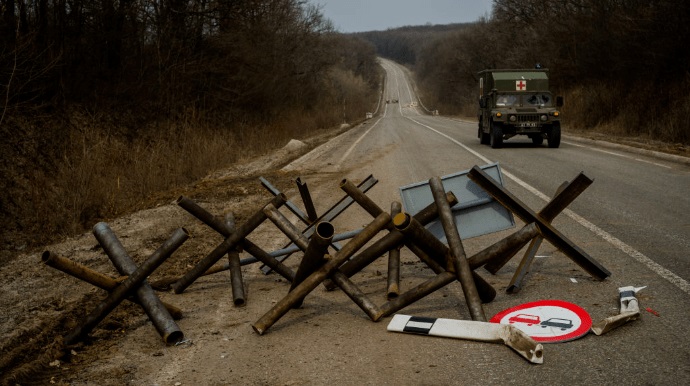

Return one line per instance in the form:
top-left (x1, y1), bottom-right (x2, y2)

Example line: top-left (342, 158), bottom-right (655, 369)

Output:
top-left (311, 0), bottom-right (494, 33)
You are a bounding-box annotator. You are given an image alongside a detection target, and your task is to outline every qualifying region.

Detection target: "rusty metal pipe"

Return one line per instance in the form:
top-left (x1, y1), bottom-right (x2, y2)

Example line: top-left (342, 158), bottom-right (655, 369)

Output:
top-left (177, 195), bottom-right (295, 281)
top-left (329, 270), bottom-right (382, 320)
top-left (467, 223), bottom-right (540, 269)
top-left (42, 251), bottom-right (183, 319)
top-left (377, 271), bottom-right (457, 320)
top-left (252, 213), bottom-right (390, 335)
top-left (291, 222), bottom-right (334, 307)
top-left (467, 166), bottom-right (610, 279)
top-left (387, 201), bottom-right (402, 298)
top-left (336, 192), bottom-right (458, 281)
top-left (93, 223), bottom-right (187, 344)
top-left (264, 203), bottom-right (310, 250)
top-left (483, 233), bottom-right (536, 274)
top-left (340, 179), bottom-right (386, 218)
top-left (403, 242), bottom-right (495, 304)
top-left (393, 212), bottom-right (496, 303)
top-left (392, 212), bottom-right (449, 269)
top-left (260, 176), bottom-right (311, 225)
top-left (269, 215), bottom-right (381, 318)
top-left (69, 226), bottom-right (188, 345)
top-left (376, 223), bottom-right (542, 320)
top-left (172, 194), bottom-right (287, 293)
top-left (261, 175), bottom-right (378, 273)
top-left (405, 242), bottom-right (445, 274)
top-left (429, 177), bottom-right (485, 321)
top-left (268, 215), bottom-right (381, 317)
top-left (505, 237), bottom-right (543, 293)
top-left (225, 213), bottom-right (245, 307)
top-left (296, 177), bottom-right (318, 223)
top-left (506, 176), bottom-right (591, 292)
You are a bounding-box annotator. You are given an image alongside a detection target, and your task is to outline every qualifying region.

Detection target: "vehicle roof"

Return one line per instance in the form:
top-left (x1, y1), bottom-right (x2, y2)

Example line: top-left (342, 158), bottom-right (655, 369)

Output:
top-left (479, 69), bottom-right (549, 75)
top-left (490, 71), bottom-right (549, 80)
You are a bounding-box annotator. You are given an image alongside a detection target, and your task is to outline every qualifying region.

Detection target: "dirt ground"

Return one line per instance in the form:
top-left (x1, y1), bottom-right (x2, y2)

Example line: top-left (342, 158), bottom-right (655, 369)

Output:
top-left (0, 125), bottom-right (350, 385)
top-left (0, 123), bottom-right (687, 385)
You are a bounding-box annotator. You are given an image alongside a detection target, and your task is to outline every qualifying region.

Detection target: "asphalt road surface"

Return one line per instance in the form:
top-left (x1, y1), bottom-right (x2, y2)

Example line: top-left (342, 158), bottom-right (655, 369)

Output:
top-left (32, 58), bottom-right (689, 385)
top-left (281, 58), bottom-right (690, 384)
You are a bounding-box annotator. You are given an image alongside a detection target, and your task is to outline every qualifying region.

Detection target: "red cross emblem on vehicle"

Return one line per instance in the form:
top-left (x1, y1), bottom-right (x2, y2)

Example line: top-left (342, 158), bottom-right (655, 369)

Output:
top-left (516, 80), bottom-right (527, 90)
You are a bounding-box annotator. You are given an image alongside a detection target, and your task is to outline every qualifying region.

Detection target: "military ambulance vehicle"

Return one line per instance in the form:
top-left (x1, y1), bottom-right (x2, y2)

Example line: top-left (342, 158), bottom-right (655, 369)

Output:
top-left (477, 69), bottom-right (563, 148)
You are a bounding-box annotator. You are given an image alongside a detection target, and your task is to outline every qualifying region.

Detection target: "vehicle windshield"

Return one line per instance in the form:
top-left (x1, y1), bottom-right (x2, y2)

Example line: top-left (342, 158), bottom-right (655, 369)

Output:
top-left (495, 93), bottom-right (553, 107)
top-left (496, 94), bottom-right (518, 107)
top-left (524, 93), bottom-right (552, 106)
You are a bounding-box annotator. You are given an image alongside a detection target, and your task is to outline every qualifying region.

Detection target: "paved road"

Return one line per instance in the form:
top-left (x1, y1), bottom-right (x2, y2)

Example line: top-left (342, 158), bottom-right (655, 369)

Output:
top-left (283, 58), bottom-right (690, 384)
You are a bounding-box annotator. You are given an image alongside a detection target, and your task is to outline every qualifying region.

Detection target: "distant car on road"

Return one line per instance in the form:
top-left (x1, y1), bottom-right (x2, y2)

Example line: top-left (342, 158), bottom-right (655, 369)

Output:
top-left (540, 318), bottom-right (573, 331)
top-left (508, 314), bottom-right (541, 326)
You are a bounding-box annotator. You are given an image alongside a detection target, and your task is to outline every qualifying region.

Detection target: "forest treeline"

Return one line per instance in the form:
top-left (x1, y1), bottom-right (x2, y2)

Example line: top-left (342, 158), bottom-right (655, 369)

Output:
top-left (360, 0), bottom-right (690, 144)
top-left (0, 0), bottom-right (381, 252)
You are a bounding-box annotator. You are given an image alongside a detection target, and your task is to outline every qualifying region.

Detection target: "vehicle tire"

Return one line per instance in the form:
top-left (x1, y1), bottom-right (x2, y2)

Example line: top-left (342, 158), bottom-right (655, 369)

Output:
top-left (479, 123), bottom-right (490, 145)
top-left (548, 122), bottom-right (561, 148)
top-left (490, 122), bottom-right (503, 148)
top-left (531, 135), bottom-right (544, 146)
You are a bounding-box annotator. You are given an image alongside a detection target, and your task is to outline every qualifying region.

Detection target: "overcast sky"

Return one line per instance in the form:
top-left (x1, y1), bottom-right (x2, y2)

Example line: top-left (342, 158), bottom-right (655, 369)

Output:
top-left (310, 0), bottom-right (494, 33)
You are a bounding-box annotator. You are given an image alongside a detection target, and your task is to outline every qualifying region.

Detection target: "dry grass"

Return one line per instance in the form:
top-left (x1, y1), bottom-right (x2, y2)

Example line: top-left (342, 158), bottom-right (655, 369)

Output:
top-left (0, 87), bottom-right (378, 262)
top-left (562, 78), bottom-right (690, 145)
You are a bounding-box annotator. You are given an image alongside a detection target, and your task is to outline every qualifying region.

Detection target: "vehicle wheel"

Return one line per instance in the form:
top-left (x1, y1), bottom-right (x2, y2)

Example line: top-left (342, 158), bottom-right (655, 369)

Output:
top-left (479, 124), bottom-right (490, 145)
top-left (548, 122), bottom-right (561, 148)
top-left (490, 122), bottom-right (503, 148)
top-left (531, 135), bottom-right (544, 146)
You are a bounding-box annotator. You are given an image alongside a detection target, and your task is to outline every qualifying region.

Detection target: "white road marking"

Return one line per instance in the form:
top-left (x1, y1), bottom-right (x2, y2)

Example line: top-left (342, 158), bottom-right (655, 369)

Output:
top-left (407, 116), bottom-right (690, 296)
top-left (338, 116), bottom-right (383, 165)
top-left (566, 141), bottom-right (672, 169)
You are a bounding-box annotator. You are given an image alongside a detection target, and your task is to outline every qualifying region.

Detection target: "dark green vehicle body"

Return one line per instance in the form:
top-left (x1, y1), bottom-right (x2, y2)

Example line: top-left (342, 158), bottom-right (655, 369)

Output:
top-left (477, 69), bottom-right (563, 148)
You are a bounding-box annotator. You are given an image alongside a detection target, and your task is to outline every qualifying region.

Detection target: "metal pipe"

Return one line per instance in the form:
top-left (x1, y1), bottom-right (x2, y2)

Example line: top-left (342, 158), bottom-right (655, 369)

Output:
top-left (42, 251), bottom-right (183, 320)
top-left (392, 212), bottom-right (449, 269)
top-left (260, 176), bottom-right (311, 226)
top-left (340, 179), bottom-right (387, 220)
top-left (239, 229), bottom-right (361, 265)
top-left (71, 225), bottom-right (189, 345)
top-left (329, 270), bottom-right (382, 320)
top-left (377, 223), bottom-right (541, 320)
top-left (392, 212), bottom-right (496, 304)
top-left (387, 201), bottom-right (402, 299)
top-left (265, 213), bottom-right (382, 318)
top-left (225, 213), bottom-right (245, 307)
top-left (506, 176), bottom-right (591, 292)
top-left (291, 222), bottom-right (334, 308)
top-left (264, 203), bottom-right (310, 250)
top-left (483, 234), bottom-right (535, 274)
top-left (177, 195), bottom-right (295, 280)
top-left (261, 175), bottom-right (378, 273)
top-left (336, 192), bottom-right (458, 281)
top-left (429, 176), bottom-right (485, 321)
top-left (467, 223), bottom-right (540, 269)
top-left (467, 165), bottom-right (610, 279)
top-left (377, 271), bottom-right (457, 320)
top-left (171, 193), bottom-right (287, 293)
top-left (296, 177), bottom-right (318, 223)
top-left (504, 237), bottom-right (543, 293)
top-left (252, 213), bottom-right (390, 335)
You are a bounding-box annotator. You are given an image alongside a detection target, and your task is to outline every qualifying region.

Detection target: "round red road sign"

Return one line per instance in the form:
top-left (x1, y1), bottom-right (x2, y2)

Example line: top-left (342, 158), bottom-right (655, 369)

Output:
top-left (490, 300), bottom-right (592, 343)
